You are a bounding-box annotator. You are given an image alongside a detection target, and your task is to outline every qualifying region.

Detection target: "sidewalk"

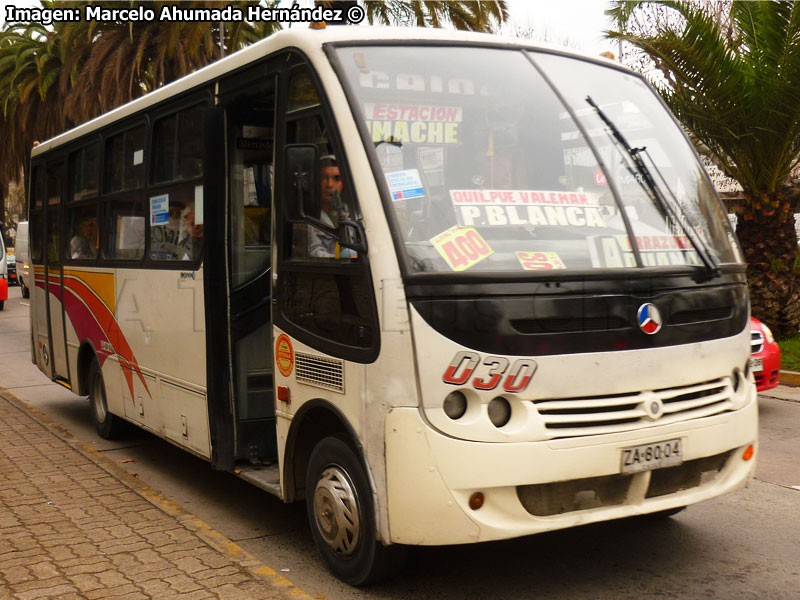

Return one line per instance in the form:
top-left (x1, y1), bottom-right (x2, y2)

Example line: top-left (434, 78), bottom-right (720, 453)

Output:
top-left (0, 389), bottom-right (307, 600)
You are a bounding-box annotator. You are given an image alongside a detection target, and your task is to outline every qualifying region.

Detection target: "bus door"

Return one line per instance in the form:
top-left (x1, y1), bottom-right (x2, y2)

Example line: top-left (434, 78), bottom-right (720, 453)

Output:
top-left (223, 75), bottom-right (278, 464)
top-left (33, 162), bottom-right (70, 382)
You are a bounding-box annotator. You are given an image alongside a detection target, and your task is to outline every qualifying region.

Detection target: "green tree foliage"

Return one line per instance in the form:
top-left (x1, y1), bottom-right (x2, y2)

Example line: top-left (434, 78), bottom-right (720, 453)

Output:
top-left (607, 0), bottom-right (800, 337)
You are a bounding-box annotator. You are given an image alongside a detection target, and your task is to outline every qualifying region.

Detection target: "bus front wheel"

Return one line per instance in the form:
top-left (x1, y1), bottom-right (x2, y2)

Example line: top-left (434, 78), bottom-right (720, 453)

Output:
top-left (306, 435), bottom-right (405, 585)
top-left (88, 358), bottom-right (124, 439)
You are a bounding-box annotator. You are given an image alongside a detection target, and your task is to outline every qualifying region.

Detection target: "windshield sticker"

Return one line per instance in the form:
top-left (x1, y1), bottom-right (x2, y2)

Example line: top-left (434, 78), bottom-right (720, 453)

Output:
top-left (150, 194), bottom-right (169, 225)
top-left (589, 235), bottom-right (701, 268)
top-left (386, 169), bottom-right (425, 201)
top-left (516, 251), bottom-right (566, 270)
top-left (364, 103), bottom-right (462, 145)
top-left (365, 103), bottom-right (463, 122)
top-left (430, 226), bottom-right (493, 271)
top-left (419, 147), bottom-right (444, 172)
top-left (450, 189), bottom-right (607, 228)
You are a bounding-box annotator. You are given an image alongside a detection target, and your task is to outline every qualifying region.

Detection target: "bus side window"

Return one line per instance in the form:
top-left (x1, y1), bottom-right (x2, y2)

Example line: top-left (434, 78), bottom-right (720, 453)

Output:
top-left (46, 163), bottom-right (64, 266)
top-left (279, 73), bottom-right (376, 352)
top-left (29, 166), bottom-right (45, 263)
top-left (103, 125), bottom-right (146, 260)
top-left (67, 143), bottom-right (100, 262)
top-left (230, 112), bottom-right (274, 287)
top-left (106, 202), bottom-right (145, 260)
top-left (150, 104), bottom-right (206, 263)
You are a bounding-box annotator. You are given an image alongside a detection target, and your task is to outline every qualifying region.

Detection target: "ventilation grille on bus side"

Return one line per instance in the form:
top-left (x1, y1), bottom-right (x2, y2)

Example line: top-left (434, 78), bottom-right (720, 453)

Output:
top-left (295, 353), bottom-right (345, 393)
top-left (532, 377), bottom-right (733, 439)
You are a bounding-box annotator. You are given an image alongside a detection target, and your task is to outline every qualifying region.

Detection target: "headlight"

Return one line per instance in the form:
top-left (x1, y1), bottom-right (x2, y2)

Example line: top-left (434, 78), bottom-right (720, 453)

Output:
top-left (762, 323), bottom-right (775, 344)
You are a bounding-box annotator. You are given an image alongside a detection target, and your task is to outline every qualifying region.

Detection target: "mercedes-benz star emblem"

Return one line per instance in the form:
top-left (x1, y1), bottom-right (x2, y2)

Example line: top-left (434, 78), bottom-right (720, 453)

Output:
top-left (637, 303), bottom-right (662, 335)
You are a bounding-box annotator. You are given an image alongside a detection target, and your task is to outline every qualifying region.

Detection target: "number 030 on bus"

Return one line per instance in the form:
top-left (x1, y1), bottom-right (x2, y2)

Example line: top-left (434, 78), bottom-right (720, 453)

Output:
top-left (28, 25), bottom-right (757, 585)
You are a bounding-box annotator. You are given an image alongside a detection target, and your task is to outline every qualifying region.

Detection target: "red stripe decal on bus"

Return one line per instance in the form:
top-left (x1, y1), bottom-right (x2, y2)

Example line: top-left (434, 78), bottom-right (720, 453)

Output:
top-left (58, 276), bottom-right (152, 401)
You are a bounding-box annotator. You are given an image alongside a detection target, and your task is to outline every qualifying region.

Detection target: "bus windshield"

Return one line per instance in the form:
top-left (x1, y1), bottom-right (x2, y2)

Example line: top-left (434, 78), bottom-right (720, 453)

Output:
top-left (335, 45), bottom-right (741, 274)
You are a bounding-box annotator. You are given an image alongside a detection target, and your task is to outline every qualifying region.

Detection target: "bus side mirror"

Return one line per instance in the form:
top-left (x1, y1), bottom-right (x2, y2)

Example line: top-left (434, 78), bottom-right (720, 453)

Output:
top-left (284, 144), bottom-right (319, 221)
top-left (337, 219), bottom-right (367, 254)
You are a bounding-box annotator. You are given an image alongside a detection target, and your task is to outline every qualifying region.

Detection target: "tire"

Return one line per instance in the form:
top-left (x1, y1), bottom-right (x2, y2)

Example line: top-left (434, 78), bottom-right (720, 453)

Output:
top-left (88, 358), bottom-right (124, 439)
top-left (0, 300), bottom-right (4, 311)
top-left (306, 435), bottom-right (406, 585)
top-left (20, 278), bottom-right (29, 298)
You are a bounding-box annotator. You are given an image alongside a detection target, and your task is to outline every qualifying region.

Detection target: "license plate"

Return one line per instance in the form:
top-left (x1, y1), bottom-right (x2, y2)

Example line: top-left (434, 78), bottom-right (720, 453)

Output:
top-left (621, 438), bottom-right (683, 474)
top-left (749, 356), bottom-right (763, 373)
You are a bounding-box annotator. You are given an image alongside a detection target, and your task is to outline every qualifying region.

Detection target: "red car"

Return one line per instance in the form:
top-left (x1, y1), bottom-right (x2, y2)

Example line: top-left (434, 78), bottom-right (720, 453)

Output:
top-left (750, 317), bottom-right (780, 391)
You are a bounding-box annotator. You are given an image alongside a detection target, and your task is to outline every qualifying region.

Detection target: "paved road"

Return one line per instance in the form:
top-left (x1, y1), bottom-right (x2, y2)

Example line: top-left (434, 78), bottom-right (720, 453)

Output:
top-left (2, 285), bottom-right (800, 599)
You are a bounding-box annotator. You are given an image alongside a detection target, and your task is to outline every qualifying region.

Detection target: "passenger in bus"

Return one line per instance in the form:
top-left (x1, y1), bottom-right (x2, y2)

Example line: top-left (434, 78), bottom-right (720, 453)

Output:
top-left (70, 215), bottom-right (97, 259)
top-left (308, 154), bottom-right (356, 259)
top-left (178, 201), bottom-right (203, 260)
top-left (150, 200), bottom-right (202, 261)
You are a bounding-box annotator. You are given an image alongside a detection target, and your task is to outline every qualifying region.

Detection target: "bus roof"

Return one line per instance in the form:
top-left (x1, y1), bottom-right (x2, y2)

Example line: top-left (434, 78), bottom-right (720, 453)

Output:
top-left (31, 25), bottom-right (614, 157)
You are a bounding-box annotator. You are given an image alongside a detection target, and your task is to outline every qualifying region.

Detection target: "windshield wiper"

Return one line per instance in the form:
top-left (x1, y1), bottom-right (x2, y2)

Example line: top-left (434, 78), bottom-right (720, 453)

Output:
top-left (585, 96), bottom-right (720, 281)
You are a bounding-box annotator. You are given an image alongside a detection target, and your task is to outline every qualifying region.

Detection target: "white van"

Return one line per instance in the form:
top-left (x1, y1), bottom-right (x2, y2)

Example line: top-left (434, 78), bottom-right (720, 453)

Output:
top-left (15, 221), bottom-right (30, 298)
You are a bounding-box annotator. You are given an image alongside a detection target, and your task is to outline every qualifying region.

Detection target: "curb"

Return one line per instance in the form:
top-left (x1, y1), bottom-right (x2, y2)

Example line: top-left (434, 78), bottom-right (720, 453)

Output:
top-left (778, 370), bottom-right (800, 387)
top-left (0, 387), bottom-right (313, 600)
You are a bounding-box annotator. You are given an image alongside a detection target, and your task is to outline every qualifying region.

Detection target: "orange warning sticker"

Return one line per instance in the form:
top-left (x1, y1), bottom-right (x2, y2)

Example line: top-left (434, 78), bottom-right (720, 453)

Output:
top-left (275, 334), bottom-right (294, 377)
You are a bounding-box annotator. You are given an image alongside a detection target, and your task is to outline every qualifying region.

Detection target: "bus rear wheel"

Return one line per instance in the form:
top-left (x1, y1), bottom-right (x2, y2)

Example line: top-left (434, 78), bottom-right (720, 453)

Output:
top-left (306, 435), bottom-right (405, 585)
top-left (88, 358), bottom-right (124, 439)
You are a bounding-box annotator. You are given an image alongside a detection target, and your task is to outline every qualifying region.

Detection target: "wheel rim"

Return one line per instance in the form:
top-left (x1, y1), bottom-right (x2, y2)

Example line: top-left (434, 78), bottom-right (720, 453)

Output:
top-left (92, 373), bottom-right (107, 423)
top-left (313, 465), bottom-right (361, 556)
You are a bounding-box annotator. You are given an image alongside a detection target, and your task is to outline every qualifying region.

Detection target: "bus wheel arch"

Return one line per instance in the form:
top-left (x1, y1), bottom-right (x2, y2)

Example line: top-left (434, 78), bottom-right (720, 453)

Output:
top-left (285, 401), bottom-right (406, 585)
top-left (284, 401), bottom-right (359, 503)
top-left (305, 434), bottom-right (406, 585)
top-left (76, 342), bottom-right (98, 396)
top-left (87, 355), bottom-right (125, 439)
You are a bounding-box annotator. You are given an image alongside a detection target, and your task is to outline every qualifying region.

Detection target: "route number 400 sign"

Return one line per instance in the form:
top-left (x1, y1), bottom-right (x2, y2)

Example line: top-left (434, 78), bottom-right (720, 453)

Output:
top-left (430, 226), bottom-right (493, 271)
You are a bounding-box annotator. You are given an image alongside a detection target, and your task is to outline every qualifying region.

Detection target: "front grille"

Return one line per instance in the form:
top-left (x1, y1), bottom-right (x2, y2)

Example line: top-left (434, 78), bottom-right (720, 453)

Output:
top-left (533, 377), bottom-right (733, 439)
top-left (751, 330), bottom-right (764, 354)
top-left (295, 353), bottom-right (345, 393)
top-left (671, 306), bottom-right (732, 324)
top-left (517, 450), bottom-right (731, 516)
top-left (510, 316), bottom-right (629, 334)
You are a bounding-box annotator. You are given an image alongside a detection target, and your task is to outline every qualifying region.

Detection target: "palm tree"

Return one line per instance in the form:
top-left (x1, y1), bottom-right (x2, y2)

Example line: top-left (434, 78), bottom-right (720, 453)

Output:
top-left (55, 0), bottom-right (282, 124)
top-left (362, 1), bottom-right (508, 31)
top-left (0, 20), bottom-right (67, 189)
top-left (607, 0), bottom-right (800, 338)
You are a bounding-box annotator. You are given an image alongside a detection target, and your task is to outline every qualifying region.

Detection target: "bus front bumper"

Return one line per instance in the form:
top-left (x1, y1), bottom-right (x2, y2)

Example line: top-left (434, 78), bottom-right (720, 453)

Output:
top-left (384, 392), bottom-right (757, 546)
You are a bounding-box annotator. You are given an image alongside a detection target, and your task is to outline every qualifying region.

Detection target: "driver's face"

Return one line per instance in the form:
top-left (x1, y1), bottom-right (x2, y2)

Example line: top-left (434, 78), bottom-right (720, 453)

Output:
top-left (321, 165), bottom-right (342, 209)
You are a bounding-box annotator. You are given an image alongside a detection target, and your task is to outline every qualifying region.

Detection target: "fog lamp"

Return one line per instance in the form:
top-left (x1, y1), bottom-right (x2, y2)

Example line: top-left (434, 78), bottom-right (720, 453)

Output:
top-left (487, 397), bottom-right (511, 428)
top-left (443, 391), bottom-right (467, 420)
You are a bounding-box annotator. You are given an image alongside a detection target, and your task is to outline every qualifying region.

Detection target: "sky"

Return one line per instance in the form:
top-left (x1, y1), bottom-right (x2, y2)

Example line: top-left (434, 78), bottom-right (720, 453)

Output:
top-left (505, 0), bottom-right (618, 57)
